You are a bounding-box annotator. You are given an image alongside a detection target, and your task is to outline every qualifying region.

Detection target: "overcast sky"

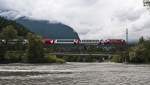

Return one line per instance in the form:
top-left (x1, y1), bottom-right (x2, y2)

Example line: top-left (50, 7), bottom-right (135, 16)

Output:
top-left (0, 0), bottom-right (150, 41)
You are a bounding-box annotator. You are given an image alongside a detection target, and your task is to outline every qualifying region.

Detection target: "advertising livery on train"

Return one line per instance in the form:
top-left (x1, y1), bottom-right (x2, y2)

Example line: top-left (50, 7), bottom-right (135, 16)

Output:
top-left (43, 39), bottom-right (126, 46)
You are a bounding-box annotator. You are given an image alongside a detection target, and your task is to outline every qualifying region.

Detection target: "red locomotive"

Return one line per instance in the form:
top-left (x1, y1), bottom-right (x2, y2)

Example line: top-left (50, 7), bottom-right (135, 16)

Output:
top-left (103, 39), bottom-right (126, 45)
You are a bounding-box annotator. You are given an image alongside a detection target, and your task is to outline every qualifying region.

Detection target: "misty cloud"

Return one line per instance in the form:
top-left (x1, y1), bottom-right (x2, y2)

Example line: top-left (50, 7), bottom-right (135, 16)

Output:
top-left (114, 8), bottom-right (144, 22)
top-left (0, 0), bottom-right (149, 41)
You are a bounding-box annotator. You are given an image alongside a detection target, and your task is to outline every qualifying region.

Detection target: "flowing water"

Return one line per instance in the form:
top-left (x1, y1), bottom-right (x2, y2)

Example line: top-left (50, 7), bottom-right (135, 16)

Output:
top-left (0, 62), bottom-right (150, 85)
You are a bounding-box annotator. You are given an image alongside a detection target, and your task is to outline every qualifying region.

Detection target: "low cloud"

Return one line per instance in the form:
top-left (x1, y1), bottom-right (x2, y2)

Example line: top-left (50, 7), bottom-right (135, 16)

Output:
top-left (0, 0), bottom-right (149, 41)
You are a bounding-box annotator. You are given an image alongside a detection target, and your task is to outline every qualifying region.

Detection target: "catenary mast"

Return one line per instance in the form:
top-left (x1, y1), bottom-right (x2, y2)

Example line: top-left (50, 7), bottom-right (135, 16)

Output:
top-left (126, 28), bottom-right (128, 44)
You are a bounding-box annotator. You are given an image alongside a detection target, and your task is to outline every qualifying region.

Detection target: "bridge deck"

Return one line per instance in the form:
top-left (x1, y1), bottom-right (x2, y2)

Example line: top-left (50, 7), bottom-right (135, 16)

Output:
top-left (50, 53), bottom-right (116, 57)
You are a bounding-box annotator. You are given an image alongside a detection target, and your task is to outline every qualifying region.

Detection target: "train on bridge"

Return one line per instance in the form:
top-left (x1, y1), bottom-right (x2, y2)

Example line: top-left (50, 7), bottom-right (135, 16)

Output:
top-left (0, 38), bottom-right (126, 46)
top-left (43, 39), bottom-right (126, 46)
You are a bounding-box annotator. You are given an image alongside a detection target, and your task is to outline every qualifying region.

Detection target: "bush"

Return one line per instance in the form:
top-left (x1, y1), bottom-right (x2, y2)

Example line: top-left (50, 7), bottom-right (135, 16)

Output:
top-left (4, 51), bottom-right (26, 63)
top-left (45, 54), bottom-right (65, 63)
top-left (128, 44), bottom-right (148, 63)
top-left (111, 55), bottom-right (123, 63)
top-left (55, 58), bottom-right (66, 64)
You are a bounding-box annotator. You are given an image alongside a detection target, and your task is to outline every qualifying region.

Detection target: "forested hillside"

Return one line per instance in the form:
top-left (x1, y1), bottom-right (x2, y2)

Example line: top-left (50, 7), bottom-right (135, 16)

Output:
top-left (0, 17), bottom-right (30, 38)
top-left (0, 16), bottom-right (65, 63)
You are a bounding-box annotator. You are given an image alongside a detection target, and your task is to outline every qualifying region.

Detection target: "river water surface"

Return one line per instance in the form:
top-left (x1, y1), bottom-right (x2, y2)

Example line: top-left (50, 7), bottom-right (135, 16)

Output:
top-left (0, 62), bottom-right (150, 85)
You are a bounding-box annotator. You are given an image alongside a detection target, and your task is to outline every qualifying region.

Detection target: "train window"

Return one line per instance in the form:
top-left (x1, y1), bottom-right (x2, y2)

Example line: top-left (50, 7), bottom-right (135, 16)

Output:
top-left (56, 39), bottom-right (74, 42)
top-left (81, 40), bottom-right (99, 43)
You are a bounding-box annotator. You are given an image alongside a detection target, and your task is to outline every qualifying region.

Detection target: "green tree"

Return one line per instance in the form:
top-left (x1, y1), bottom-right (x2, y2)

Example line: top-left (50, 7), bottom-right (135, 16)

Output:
top-left (27, 33), bottom-right (45, 63)
top-left (139, 36), bottom-right (145, 44)
top-left (1, 25), bottom-right (18, 39)
top-left (0, 16), bottom-right (30, 37)
top-left (129, 44), bottom-right (147, 63)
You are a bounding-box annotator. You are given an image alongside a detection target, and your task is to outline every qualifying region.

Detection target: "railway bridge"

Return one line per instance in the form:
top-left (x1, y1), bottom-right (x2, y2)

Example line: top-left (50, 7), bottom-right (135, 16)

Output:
top-left (50, 53), bottom-right (115, 57)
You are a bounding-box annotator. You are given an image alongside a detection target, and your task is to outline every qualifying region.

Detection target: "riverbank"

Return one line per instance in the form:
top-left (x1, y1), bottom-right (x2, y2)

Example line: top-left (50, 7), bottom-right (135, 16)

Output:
top-left (0, 62), bottom-right (150, 85)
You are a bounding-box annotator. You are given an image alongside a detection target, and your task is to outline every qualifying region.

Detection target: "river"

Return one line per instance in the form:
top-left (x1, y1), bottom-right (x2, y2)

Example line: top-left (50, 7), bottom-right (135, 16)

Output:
top-left (0, 62), bottom-right (150, 85)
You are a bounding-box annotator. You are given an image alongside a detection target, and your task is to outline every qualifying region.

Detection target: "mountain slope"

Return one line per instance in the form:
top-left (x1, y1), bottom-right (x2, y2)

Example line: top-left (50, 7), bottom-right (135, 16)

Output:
top-left (16, 18), bottom-right (80, 39)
